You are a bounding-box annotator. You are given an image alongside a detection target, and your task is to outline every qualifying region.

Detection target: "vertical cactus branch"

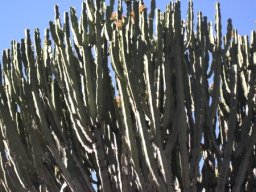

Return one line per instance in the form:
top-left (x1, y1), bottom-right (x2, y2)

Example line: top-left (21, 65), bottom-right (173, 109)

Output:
top-left (1, 1), bottom-right (256, 192)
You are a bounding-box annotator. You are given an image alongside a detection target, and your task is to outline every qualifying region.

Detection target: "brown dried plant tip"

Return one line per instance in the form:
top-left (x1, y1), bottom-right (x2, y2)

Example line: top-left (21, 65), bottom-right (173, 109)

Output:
top-left (130, 10), bottom-right (135, 18)
top-left (115, 20), bottom-right (123, 30)
top-left (110, 12), bottom-right (118, 21)
top-left (115, 96), bottom-right (121, 108)
top-left (139, 4), bottom-right (146, 14)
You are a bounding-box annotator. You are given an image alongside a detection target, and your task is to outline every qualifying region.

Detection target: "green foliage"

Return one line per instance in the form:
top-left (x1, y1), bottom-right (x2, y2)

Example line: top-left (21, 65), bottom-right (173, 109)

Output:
top-left (0, 0), bottom-right (256, 191)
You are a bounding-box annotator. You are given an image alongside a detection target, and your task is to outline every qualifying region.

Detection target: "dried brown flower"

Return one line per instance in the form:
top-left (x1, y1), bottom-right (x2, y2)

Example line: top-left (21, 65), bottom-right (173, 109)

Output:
top-left (130, 10), bottom-right (135, 18)
top-left (115, 20), bottom-right (123, 30)
top-left (115, 96), bottom-right (121, 108)
top-left (110, 12), bottom-right (118, 21)
top-left (139, 4), bottom-right (146, 14)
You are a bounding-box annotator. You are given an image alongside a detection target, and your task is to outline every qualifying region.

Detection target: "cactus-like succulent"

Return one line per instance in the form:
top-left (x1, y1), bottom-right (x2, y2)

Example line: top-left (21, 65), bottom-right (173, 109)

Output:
top-left (0, 1), bottom-right (256, 192)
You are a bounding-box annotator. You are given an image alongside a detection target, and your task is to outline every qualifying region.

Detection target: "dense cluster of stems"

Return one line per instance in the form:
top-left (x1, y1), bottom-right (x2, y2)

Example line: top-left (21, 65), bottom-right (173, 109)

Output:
top-left (0, 0), bottom-right (256, 191)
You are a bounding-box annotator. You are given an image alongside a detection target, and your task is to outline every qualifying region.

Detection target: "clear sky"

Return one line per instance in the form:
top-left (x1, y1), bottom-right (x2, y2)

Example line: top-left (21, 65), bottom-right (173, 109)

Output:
top-left (0, 0), bottom-right (256, 52)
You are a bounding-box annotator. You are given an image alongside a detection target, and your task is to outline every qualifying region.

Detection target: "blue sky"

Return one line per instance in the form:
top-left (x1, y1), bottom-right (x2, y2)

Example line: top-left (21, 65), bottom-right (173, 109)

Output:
top-left (0, 0), bottom-right (256, 52)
